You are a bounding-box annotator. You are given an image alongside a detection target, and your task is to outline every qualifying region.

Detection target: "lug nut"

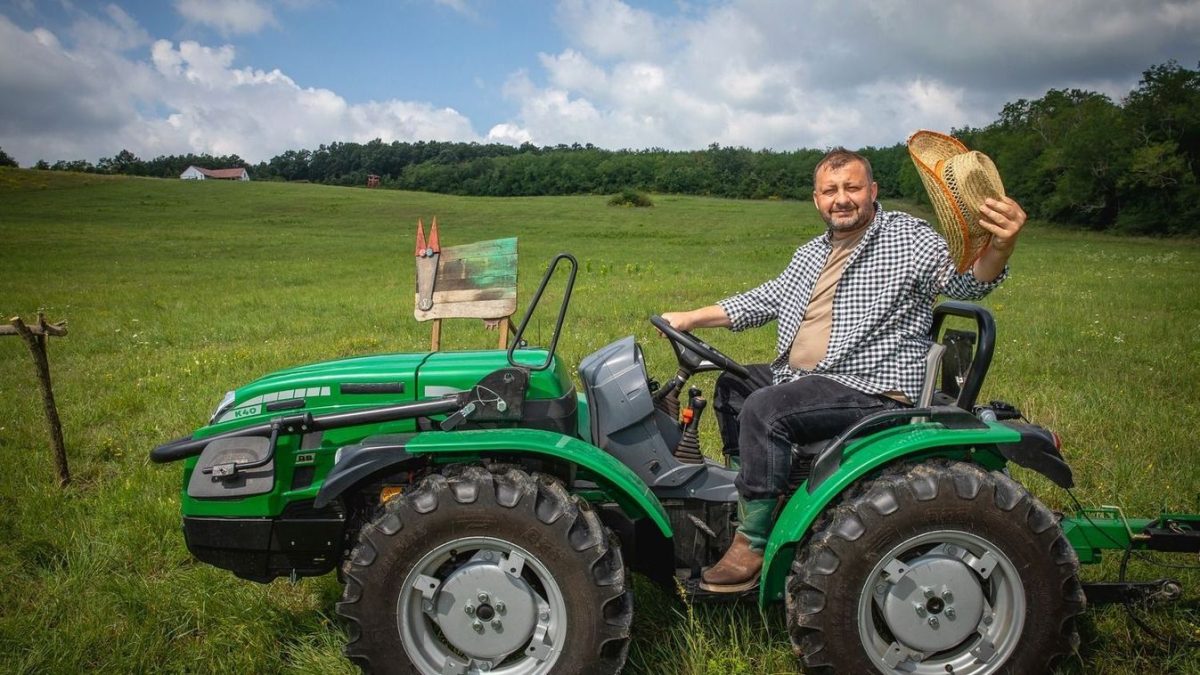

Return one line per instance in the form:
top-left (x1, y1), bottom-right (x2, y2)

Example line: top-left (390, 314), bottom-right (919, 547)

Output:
top-left (983, 615), bottom-right (993, 625)
top-left (923, 587), bottom-right (935, 599)
top-left (464, 604), bottom-right (475, 616)
top-left (928, 616), bottom-right (939, 628)
top-left (472, 620), bottom-right (484, 633)
top-left (945, 608), bottom-right (957, 619)
top-left (915, 605), bottom-right (928, 618)
top-left (478, 592), bottom-right (490, 604)
top-left (491, 619), bottom-right (503, 630)
top-left (495, 601), bottom-right (506, 614)
top-left (941, 590), bottom-right (954, 603)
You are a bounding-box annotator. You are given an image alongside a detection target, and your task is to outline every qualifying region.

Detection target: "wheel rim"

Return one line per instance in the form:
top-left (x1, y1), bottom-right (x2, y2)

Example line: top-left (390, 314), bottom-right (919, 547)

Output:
top-left (398, 536), bottom-right (567, 675)
top-left (857, 529), bottom-right (1025, 675)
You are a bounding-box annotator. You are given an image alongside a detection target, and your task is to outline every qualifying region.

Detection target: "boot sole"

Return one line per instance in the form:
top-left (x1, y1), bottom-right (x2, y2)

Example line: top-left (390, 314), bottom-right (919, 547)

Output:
top-left (698, 578), bottom-right (759, 593)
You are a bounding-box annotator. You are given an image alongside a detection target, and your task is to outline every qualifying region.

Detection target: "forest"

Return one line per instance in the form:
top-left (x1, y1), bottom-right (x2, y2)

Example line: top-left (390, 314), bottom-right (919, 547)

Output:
top-left (9, 60), bottom-right (1197, 235)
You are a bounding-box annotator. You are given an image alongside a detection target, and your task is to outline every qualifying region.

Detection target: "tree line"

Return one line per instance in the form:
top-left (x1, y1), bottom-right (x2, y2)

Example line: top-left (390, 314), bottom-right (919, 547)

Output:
top-left (6, 60), bottom-right (1196, 235)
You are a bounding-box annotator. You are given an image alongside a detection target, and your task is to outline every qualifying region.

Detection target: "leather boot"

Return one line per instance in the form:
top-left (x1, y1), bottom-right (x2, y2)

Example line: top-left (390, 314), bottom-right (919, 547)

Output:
top-left (700, 498), bottom-right (774, 592)
top-left (699, 532), bottom-right (763, 592)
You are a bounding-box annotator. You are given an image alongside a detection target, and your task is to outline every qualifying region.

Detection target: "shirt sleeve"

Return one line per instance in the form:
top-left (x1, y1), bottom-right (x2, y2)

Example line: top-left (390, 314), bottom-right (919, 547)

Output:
top-left (940, 263), bottom-right (1008, 300)
top-left (916, 229), bottom-right (1008, 300)
top-left (716, 263), bottom-right (791, 332)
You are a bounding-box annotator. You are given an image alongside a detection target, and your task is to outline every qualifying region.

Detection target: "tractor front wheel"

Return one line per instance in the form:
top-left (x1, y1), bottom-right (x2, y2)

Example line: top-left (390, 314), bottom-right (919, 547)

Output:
top-left (786, 460), bottom-right (1084, 674)
top-left (337, 465), bottom-right (631, 674)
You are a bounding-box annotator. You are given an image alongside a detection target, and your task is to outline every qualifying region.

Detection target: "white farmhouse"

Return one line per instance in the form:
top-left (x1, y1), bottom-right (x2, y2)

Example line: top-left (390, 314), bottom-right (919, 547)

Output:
top-left (180, 166), bottom-right (250, 181)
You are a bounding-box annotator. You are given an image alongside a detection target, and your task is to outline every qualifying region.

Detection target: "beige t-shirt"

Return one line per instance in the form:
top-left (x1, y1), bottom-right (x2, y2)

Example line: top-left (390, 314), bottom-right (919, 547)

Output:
top-left (788, 228), bottom-right (866, 371)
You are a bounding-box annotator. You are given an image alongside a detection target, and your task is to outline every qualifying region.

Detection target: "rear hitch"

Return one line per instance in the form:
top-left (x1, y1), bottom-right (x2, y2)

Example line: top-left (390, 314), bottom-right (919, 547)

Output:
top-left (1082, 579), bottom-right (1184, 606)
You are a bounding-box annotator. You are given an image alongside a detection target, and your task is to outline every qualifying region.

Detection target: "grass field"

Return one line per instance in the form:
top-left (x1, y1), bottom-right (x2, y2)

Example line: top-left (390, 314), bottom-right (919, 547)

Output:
top-left (1, 167), bottom-right (1198, 674)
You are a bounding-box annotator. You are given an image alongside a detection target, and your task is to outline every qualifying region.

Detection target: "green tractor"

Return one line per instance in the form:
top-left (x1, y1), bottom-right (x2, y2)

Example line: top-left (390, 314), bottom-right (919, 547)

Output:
top-left (152, 254), bottom-right (1198, 674)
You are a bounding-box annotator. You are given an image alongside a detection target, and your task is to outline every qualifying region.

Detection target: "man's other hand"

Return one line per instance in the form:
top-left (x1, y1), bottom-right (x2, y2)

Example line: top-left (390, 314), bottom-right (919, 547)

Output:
top-left (658, 306), bottom-right (732, 334)
top-left (660, 311), bottom-right (695, 333)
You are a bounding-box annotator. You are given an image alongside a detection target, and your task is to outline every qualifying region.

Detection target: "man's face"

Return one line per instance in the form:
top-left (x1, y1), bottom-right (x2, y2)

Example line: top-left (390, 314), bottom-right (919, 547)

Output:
top-left (812, 161), bottom-right (878, 238)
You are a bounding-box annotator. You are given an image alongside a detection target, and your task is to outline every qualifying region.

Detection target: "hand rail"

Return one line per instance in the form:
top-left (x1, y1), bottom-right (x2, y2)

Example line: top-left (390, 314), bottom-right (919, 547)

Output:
top-left (508, 253), bottom-right (578, 372)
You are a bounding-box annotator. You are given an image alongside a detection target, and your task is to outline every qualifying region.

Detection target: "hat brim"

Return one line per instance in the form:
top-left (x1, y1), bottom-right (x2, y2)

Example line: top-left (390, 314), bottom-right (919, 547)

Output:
top-left (908, 130), bottom-right (999, 273)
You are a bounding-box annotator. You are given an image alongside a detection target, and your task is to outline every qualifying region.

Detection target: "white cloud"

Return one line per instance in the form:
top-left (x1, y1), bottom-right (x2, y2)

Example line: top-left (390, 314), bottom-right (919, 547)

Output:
top-left (139, 38), bottom-right (480, 159)
top-left (494, 0), bottom-right (1200, 150)
top-left (2, 0), bottom-right (1198, 166)
top-left (69, 4), bottom-right (150, 51)
top-left (0, 11), bottom-right (480, 165)
top-left (555, 0), bottom-right (664, 61)
top-left (174, 0), bottom-right (277, 36)
top-left (540, 49), bottom-right (609, 96)
top-left (486, 123), bottom-right (532, 145)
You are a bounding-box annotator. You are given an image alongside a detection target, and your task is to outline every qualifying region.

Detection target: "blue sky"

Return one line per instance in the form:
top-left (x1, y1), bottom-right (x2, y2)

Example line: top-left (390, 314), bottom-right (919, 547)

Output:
top-left (116, 0), bottom-right (572, 125)
top-left (1, 0), bottom-right (1197, 165)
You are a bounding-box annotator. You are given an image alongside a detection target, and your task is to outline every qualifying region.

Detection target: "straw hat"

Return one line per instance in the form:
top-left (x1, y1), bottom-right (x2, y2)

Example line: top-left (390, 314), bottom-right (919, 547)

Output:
top-left (907, 130), bottom-right (1005, 272)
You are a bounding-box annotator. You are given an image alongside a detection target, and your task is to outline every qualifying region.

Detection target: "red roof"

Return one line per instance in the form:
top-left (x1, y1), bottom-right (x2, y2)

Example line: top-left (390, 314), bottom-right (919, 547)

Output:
top-left (191, 166), bottom-right (247, 179)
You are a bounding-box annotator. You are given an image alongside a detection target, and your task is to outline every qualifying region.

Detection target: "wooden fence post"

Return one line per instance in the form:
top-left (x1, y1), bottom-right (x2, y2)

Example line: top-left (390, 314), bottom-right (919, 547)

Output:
top-left (3, 313), bottom-right (70, 486)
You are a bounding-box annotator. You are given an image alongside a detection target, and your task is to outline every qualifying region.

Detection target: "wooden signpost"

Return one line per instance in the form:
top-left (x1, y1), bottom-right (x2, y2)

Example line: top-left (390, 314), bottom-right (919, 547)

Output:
top-left (412, 218), bottom-right (518, 351)
top-left (2, 313), bottom-right (70, 486)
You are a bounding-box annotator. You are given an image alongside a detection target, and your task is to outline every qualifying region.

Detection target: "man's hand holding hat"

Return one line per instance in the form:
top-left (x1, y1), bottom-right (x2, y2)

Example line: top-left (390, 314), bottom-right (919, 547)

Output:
top-left (908, 130), bottom-right (1027, 282)
top-left (974, 196), bottom-right (1026, 280)
top-left (979, 196), bottom-right (1026, 254)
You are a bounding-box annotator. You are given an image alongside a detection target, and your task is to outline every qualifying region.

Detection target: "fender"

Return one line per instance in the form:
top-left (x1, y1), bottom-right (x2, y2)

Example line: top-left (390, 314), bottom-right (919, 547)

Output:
top-left (316, 427), bottom-right (672, 538)
top-left (757, 420), bottom-right (1021, 605)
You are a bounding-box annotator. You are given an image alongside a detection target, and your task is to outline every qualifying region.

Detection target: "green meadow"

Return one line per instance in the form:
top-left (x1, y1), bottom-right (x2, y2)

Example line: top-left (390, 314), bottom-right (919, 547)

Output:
top-left (1, 168), bottom-right (1198, 674)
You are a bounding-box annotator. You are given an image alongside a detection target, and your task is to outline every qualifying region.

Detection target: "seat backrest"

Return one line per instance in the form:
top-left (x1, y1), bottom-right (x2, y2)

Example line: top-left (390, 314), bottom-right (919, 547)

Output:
top-left (917, 302), bottom-right (996, 410)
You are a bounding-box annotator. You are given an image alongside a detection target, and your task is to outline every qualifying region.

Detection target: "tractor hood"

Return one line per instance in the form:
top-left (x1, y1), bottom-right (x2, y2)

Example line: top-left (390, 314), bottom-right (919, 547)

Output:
top-left (207, 352), bottom-right (429, 429)
top-left (204, 348), bottom-right (572, 435)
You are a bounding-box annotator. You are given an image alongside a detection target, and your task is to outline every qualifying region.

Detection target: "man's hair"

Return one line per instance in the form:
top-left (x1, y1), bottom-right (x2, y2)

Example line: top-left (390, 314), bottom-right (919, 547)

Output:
top-left (812, 147), bottom-right (873, 187)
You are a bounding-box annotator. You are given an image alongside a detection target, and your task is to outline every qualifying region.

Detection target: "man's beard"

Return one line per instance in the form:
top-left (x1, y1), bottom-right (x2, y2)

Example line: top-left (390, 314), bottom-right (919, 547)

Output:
top-left (822, 204), bottom-right (873, 234)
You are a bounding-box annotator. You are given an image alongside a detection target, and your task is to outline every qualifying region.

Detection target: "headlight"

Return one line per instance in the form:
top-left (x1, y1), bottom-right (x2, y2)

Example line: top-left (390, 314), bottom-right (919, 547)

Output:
top-left (209, 390), bottom-right (236, 424)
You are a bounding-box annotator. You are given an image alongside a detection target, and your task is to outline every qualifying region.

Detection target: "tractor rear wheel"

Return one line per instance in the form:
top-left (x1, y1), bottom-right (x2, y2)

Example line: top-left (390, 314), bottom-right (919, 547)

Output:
top-left (786, 460), bottom-right (1084, 674)
top-left (337, 465), bottom-right (631, 674)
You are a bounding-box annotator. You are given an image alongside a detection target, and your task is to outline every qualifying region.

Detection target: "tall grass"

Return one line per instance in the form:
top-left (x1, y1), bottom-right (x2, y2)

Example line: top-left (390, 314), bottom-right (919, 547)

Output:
top-left (1, 168), bottom-right (1197, 673)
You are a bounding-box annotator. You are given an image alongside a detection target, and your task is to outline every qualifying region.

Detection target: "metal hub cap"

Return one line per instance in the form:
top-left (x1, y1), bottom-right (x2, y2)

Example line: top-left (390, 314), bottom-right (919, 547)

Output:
top-left (398, 536), bottom-right (566, 674)
top-left (858, 530), bottom-right (1025, 675)
top-left (434, 558), bottom-right (539, 659)
top-left (880, 554), bottom-right (985, 651)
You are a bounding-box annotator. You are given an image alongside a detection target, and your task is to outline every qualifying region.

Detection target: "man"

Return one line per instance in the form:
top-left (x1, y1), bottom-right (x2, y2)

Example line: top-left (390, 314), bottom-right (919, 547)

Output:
top-left (661, 147), bottom-right (1026, 593)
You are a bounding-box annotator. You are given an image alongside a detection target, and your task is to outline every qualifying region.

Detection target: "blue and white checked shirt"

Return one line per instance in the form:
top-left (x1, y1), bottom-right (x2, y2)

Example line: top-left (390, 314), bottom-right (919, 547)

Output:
top-left (717, 203), bottom-right (1006, 402)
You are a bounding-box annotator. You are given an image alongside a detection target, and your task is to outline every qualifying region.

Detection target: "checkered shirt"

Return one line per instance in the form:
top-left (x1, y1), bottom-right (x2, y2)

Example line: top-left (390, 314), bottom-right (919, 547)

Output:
top-left (717, 203), bottom-right (1007, 402)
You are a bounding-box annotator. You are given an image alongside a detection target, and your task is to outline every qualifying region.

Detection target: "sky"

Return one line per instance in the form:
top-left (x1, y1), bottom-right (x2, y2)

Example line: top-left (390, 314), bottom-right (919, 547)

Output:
top-left (1, 0), bottom-right (1198, 166)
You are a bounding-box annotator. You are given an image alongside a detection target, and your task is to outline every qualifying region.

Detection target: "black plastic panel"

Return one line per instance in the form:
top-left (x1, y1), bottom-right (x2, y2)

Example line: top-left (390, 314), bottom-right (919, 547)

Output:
top-left (183, 508), bottom-right (344, 583)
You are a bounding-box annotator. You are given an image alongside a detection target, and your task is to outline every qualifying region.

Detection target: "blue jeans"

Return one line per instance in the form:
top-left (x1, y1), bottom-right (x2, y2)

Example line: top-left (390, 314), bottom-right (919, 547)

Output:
top-left (713, 367), bottom-right (907, 500)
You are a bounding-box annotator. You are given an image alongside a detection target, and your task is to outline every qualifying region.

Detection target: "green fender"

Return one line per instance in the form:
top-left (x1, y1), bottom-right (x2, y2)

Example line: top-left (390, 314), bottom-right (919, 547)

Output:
top-left (407, 428), bottom-right (673, 538)
top-left (757, 421), bottom-right (1019, 605)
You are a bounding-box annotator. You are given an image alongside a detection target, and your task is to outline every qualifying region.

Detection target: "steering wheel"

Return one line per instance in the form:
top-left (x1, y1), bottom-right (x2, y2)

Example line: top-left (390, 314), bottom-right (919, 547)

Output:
top-left (650, 315), bottom-right (750, 379)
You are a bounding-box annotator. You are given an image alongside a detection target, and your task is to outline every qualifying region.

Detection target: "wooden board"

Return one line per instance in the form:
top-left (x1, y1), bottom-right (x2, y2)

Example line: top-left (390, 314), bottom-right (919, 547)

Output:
top-left (414, 237), bottom-right (518, 321)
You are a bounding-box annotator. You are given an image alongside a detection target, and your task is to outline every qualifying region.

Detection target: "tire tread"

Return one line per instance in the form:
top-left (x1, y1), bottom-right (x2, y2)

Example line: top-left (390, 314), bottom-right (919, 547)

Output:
top-left (785, 459), bottom-right (1084, 674)
top-left (336, 465), bottom-right (631, 674)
